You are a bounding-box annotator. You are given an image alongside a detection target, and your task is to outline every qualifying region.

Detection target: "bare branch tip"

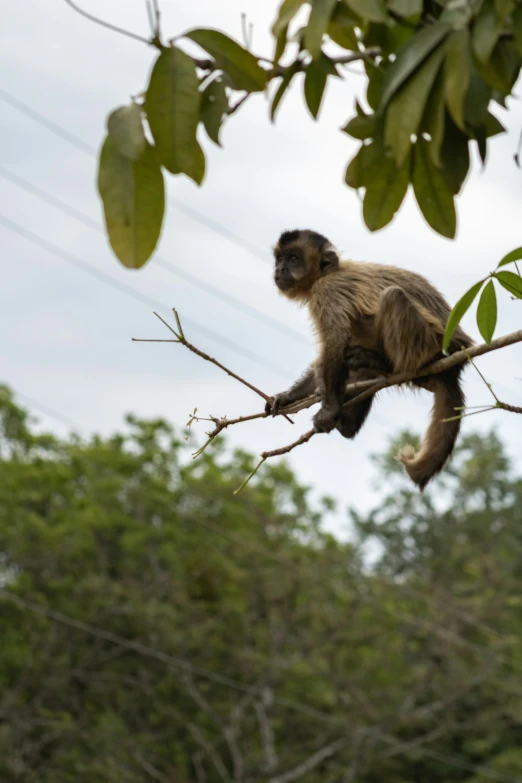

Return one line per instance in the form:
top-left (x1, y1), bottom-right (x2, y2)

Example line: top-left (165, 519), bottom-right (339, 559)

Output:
top-left (233, 458), bottom-right (266, 495)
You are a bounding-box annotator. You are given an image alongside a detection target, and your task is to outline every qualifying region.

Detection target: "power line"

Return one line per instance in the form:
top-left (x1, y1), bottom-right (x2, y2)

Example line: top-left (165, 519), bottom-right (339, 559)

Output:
top-left (2, 589), bottom-right (521, 783)
top-left (0, 164), bottom-right (309, 346)
top-left (168, 197), bottom-right (269, 263)
top-left (0, 213), bottom-right (293, 378)
top-left (0, 88), bottom-right (95, 155)
top-left (15, 391), bottom-right (85, 432)
top-left (0, 88), bottom-right (269, 262)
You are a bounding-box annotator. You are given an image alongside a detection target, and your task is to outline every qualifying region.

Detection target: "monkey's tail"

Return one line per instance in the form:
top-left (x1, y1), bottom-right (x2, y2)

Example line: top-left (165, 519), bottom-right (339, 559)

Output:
top-left (398, 369), bottom-right (464, 491)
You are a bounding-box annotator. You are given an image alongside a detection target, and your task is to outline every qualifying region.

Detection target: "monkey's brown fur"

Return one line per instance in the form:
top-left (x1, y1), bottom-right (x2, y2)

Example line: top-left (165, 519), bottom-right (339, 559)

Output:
top-left (267, 229), bottom-right (473, 490)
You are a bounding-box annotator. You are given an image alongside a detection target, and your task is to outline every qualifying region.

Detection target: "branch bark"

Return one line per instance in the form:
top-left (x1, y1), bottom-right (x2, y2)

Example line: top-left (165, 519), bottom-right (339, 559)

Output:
top-left (277, 329), bottom-right (522, 418)
top-left (133, 310), bottom-right (293, 424)
top-left (137, 312), bottom-right (522, 489)
top-left (267, 736), bottom-right (348, 783)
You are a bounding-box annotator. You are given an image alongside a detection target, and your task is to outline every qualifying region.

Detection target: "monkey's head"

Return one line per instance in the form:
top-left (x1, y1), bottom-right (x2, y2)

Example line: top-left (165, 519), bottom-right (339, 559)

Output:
top-left (272, 229), bottom-right (340, 299)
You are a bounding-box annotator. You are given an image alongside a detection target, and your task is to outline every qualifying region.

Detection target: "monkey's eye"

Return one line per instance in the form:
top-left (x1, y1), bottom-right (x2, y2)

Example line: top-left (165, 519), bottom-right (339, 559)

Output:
top-left (289, 254), bottom-right (299, 263)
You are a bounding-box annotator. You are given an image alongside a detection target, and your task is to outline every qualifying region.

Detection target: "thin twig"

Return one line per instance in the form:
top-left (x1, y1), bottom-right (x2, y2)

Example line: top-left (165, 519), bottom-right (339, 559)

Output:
top-left (463, 348), bottom-right (500, 403)
top-left (234, 458), bottom-right (266, 495)
top-left (443, 407), bottom-right (495, 423)
top-left (63, 0), bottom-right (152, 45)
top-left (145, 1), bottom-right (155, 36)
top-left (133, 310), bottom-right (293, 423)
top-left (151, 0), bottom-right (161, 37)
top-left (241, 13), bottom-right (250, 50)
top-left (227, 94), bottom-right (250, 116)
top-left (261, 429), bottom-right (316, 459)
top-left (498, 401), bottom-right (522, 413)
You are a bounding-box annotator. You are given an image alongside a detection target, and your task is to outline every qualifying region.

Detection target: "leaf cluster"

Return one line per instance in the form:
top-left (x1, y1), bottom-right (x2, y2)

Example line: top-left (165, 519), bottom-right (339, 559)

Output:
top-left (96, 1), bottom-right (522, 267)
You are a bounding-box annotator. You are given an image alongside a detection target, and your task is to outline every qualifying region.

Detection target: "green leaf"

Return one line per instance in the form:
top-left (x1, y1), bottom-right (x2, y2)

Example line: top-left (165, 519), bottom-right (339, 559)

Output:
top-left (342, 113), bottom-right (376, 139)
top-left (476, 279), bottom-right (497, 343)
top-left (464, 65), bottom-right (491, 129)
top-left (444, 28), bottom-right (470, 131)
top-left (495, 270), bottom-right (522, 298)
top-left (305, 0), bottom-right (338, 58)
top-left (366, 62), bottom-right (386, 109)
top-left (475, 126), bottom-right (488, 164)
top-left (494, 0), bottom-right (515, 21)
top-left (107, 104), bottom-right (146, 161)
top-left (422, 70), bottom-right (445, 167)
top-left (145, 47), bottom-right (204, 184)
top-left (344, 0), bottom-right (388, 23)
top-left (200, 78), bottom-right (228, 146)
top-left (327, 3), bottom-right (359, 49)
top-left (271, 61), bottom-right (300, 121)
top-left (272, 0), bottom-right (307, 37)
top-left (513, 3), bottom-right (522, 56)
top-left (97, 137), bottom-right (165, 269)
top-left (387, 0), bottom-right (422, 16)
top-left (384, 43), bottom-right (446, 166)
top-left (475, 39), bottom-right (521, 94)
top-left (273, 24), bottom-right (288, 66)
top-left (379, 23), bottom-right (450, 109)
top-left (443, 279), bottom-right (485, 352)
top-left (486, 110), bottom-right (506, 137)
top-left (440, 117), bottom-right (470, 195)
top-left (439, 2), bottom-right (473, 28)
top-left (363, 149), bottom-right (410, 231)
top-left (185, 29), bottom-right (267, 92)
top-left (304, 58), bottom-right (329, 118)
top-left (344, 142), bottom-right (381, 188)
top-left (497, 246), bottom-right (522, 268)
top-left (412, 137), bottom-right (456, 238)
top-left (472, 0), bottom-right (502, 63)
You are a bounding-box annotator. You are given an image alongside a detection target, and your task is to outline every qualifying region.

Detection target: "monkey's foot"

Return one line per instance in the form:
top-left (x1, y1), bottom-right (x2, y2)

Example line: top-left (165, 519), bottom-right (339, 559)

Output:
top-left (344, 346), bottom-right (392, 374)
top-left (313, 404), bottom-right (338, 433)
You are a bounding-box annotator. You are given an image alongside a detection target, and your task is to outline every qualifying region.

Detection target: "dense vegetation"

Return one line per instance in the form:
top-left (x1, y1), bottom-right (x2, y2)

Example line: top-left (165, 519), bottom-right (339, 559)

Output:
top-left (1, 383), bottom-right (522, 782)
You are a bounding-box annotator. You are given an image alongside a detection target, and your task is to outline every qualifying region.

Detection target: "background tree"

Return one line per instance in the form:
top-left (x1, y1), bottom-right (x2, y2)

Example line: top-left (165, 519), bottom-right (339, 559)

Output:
top-left (2, 383), bottom-right (522, 782)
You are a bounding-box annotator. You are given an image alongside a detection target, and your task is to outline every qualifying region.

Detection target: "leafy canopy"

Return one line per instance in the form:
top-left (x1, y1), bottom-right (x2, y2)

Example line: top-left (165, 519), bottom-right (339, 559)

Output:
top-left (95, 0), bottom-right (522, 268)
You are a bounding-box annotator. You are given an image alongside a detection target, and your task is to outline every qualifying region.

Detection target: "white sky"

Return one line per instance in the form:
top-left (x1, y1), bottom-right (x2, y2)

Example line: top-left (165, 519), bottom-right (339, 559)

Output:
top-left (2, 0), bottom-right (522, 530)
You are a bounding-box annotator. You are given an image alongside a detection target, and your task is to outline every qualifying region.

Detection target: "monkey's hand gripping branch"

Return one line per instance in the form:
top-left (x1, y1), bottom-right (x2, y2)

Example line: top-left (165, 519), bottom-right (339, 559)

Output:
top-left (134, 318), bottom-right (522, 493)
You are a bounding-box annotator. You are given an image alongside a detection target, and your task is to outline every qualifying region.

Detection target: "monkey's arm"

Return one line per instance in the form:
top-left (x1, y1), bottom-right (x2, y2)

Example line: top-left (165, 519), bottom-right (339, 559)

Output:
top-left (265, 364), bottom-right (317, 416)
top-left (313, 342), bottom-right (349, 433)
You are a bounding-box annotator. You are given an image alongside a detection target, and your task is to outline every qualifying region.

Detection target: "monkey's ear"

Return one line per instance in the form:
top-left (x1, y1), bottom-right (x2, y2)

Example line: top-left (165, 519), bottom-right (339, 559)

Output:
top-left (320, 247), bottom-right (340, 272)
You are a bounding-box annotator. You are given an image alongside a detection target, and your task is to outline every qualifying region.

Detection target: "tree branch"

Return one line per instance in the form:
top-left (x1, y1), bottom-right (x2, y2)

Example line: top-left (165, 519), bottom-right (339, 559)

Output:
top-left (133, 310), bottom-right (293, 423)
top-left (63, 0), bottom-right (153, 45)
top-left (268, 736), bottom-right (348, 783)
top-left (273, 328), bottom-right (522, 418)
top-left (137, 312), bottom-right (522, 492)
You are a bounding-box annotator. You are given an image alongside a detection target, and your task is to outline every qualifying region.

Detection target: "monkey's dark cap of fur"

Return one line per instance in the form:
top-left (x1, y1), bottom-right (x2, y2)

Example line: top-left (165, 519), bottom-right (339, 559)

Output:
top-left (279, 229), bottom-right (330, 249)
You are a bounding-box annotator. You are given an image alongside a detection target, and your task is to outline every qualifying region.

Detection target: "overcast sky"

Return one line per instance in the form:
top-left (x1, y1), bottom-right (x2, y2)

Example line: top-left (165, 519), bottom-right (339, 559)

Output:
top-left (2, 0), bottom-right (522, 529)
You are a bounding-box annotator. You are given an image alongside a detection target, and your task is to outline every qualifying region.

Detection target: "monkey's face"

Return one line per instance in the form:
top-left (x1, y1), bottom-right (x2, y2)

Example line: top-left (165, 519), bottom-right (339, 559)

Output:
top-left (273, 229), bottom-right (339, 297)
top-left (273, 244), bottom-right (308, 292)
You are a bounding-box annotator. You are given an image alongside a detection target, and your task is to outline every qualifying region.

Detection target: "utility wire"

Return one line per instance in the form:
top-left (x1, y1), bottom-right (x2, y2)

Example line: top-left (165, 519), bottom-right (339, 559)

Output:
top-left (0, 164), bottom-right (309, 345)
top-left (0, 213), bottom-right (293, 378)
top-left (0, 88), bottom-right (269, 262)
top-left (15, 391), bottom-right (85, 432)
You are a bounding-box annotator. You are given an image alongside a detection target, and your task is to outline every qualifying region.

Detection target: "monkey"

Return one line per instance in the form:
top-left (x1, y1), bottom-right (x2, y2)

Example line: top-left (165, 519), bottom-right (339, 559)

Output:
top-left (265, 229), bottom-right (473, 490)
